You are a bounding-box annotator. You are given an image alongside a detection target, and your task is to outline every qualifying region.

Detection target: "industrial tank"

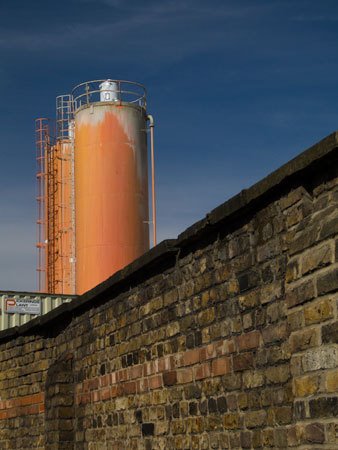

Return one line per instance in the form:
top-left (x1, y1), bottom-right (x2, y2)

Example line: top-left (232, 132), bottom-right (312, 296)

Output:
top-left (36, 116), bottom-right (75, 295)
top-left (72, 80), bottom-right (150, 294)
top-left (52, 139), bottom-right (74, 294)
top-left (36, 80), bottom-right (155, 295)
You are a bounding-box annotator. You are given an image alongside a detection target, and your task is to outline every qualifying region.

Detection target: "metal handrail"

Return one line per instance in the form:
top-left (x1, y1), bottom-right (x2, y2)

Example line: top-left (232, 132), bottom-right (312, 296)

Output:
top-left (72, 79), bottom-right (147, 111)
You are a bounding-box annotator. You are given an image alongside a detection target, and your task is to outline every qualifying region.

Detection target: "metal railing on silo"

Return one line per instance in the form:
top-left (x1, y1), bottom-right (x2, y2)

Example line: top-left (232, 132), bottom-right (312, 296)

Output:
top-left (72, 79), bottom-right (147, 111)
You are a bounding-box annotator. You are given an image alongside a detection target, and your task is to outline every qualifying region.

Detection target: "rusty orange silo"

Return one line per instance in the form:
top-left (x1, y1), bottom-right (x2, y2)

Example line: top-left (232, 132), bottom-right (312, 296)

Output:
top-left (50, 139), bottom-right (74, 294)
top-left (72, 80), bottom-right (150, 294)
top-left (36, 97), bottom-right (76, 295)
top-left (36, 80), bottom-right (156, 295)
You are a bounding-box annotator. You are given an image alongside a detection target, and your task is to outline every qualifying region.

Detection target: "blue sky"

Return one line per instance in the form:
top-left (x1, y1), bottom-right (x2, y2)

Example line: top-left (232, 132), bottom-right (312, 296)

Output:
top-left (0, 0), bottom-right (338, 291)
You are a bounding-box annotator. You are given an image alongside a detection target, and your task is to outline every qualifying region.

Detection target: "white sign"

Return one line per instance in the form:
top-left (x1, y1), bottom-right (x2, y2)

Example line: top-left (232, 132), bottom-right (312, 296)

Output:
top-left (5, 298), bottom-right (41, 315)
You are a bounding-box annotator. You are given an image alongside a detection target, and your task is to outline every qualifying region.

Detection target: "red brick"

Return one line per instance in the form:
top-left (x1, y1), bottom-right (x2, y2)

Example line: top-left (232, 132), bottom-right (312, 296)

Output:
top-left (152, 360), bottom-right (159, 373)
top-left (88, 378), bottom-right (99, 390)
top-left (136, 378), bottom-right (149, 393)
top-left (194, 362), bottom-right (211, 380)
top-left (84, 393), bottom-right (91, 404)
top-left (224, 339), bottom-right (236, 354)
top-left (215, 341), bottom-right (225, 356)
top-left (163, 371), bottom-right (177, 386)
top-left (200, 343), bottom-right (217, 361)
top-left (117, 369), bottom-right (128, 382)
top-left (143, 362), bottom-right (155, 377)
top-left (211, 357), bottom-right (231, 376)
top-left (116, 384), bottom-right (123, 397)
top-left (100, 387), bottom-right (112, 401)
top-left (11, 398), bottom-right (20, 408)
top-left (111, 386), bottom-right (118, 398)
top-left (91, 391), bottom-right (100, 403)
top-left (33, 393), bottom-right (44, 404)
top-left (149, 375), bottom-right (163, 390)
top-left (158, 357), bottom-right (166, 372)
top-left (16, 398), bottom-right (25, 408)
top-left (19, 396), bottom-right (30, 407)
top-left (237, 331), bottom-right (261, 352)
top-left (99, 374), bottom-right (110, 387)
top-left (7, 408), bottom-right (17, 418)
top-left (121, 381), bottom-right (136, 395)
top-left (182, 348), bottom-right (201, 366)
top-left (20, 393), bottom-right (44, 406)
top-left (27, 404), bottom-right (39, 415)
top-left (158, 356), bottom-right (175, 372)
top-left (79, 393), bottom-right (90, 405)
top-left (129, 365), bottom-right (143, 380)
top-left (110, 372), bottom-right (117, 384)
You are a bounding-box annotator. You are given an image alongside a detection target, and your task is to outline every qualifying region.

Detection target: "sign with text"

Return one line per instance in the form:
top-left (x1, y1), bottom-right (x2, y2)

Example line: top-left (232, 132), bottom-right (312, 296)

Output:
top-left (5, 298), bottom-right (41, 315)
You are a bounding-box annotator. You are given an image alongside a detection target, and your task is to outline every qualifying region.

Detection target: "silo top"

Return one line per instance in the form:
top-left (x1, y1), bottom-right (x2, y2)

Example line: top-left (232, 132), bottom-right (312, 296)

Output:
top-left (72, 79), bottom-right (147, 112)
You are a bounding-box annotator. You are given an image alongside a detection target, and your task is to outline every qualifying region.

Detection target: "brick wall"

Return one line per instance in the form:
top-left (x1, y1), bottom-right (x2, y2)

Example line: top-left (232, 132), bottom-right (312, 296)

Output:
top-left (0, 133), bottom-right (337, 449)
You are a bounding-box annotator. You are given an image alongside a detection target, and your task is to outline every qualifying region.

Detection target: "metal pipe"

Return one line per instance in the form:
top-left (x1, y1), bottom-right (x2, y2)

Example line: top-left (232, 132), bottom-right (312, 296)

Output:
top-left (147, 114), bottom-right (157, 246)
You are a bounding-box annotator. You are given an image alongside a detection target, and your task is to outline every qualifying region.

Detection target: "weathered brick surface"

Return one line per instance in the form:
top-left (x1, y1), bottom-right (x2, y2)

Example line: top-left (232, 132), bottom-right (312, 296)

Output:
top-left (0, 134), bottom-right (337, 448)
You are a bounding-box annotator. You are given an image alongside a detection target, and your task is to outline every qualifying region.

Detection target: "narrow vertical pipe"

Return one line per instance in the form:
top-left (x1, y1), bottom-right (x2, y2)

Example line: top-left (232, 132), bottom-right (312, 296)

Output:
top-left (44, 124), bottom-right (49, 293)
top-left (69, 119), bottom-right (76, 295)
top-left (147, 115), bottom-right (157, 246)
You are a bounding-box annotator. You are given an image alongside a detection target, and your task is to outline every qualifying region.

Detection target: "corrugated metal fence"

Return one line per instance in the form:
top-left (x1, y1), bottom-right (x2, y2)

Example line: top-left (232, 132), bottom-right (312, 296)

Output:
top-left (0, 291), bottom-right (75, 331)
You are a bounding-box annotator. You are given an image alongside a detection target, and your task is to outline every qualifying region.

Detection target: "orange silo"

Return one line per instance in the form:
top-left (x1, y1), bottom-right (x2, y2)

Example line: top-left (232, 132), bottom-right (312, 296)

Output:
top-left (36, 96), bottom-right (76, 295)
top-left (50, 139), bottom-right (74, 294)
top-left (36, 80), bottom-right (156, 295)
top-left (72, 80), bottom-right (151, 294)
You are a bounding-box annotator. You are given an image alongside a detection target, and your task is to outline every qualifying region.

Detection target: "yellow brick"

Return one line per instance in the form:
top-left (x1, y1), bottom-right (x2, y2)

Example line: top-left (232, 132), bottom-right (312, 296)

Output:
top-left (201, 291), bottom-right (210, 307)
top-left (304, 298), bottom-right (333, 325)
top-left (224, 413), bottom-right (240, 429)
top-left (326, 370), bottom-right (338, 393)
top-left (228, 279), bottom-right (239, 295)
top-left (293, 375), bottom-right (319, 397)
